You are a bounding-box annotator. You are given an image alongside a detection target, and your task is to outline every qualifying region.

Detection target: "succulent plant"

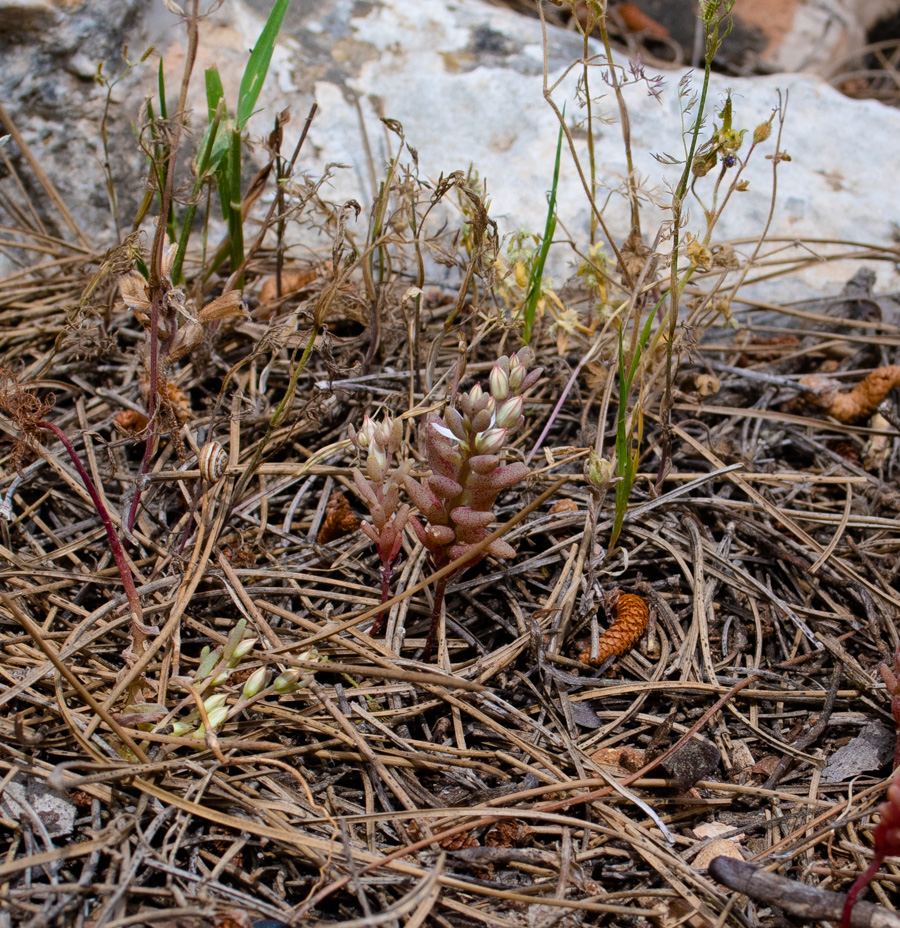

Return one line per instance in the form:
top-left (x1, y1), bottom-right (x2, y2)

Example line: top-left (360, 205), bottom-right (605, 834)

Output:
top-left (403, 347), bottom-right (542, 659)
top-left (349, 413), bottom-right (411, 635)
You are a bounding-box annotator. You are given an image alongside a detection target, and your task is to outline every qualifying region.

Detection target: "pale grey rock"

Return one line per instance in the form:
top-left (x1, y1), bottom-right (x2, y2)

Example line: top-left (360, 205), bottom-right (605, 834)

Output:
top-left (1, 774), bottom-right (76, 838)
top-left (821, 720), bottom-right (894, 781)
top-left (1, 0), bottom-right (899, 307)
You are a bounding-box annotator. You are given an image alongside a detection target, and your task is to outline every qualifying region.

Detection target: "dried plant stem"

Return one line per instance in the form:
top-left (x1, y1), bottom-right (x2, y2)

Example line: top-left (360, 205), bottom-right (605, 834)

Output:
top-left (0, 592), bottom-right (150, 763)
top-left (37, 420), bottom-right (146, 659)
top-left (127, 0), bottom-right (200, 535)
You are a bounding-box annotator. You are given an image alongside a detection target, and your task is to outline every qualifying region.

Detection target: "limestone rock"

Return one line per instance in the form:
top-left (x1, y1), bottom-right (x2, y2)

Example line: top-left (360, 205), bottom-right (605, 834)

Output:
top-left (1, 0), bottom-right (899, 306)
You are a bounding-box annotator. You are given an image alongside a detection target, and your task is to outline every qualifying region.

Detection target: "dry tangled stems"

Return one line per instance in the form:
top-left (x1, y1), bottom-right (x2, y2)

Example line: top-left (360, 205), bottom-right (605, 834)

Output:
top-left (3, 16), bottom-right (900, 928)
top-left (3, 215), bottom-right (900, 926)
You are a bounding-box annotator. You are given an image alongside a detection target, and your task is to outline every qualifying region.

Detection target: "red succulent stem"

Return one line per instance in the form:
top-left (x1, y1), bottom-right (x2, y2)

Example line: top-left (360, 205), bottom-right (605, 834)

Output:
top-left (841, 853), bottom-right (885, 928)
top-left (370, 563), bottom-right (394, 637)
top-left (38, 420), bottom-right (146, 656)
top-left (422, 569), bottom-right (454, 662)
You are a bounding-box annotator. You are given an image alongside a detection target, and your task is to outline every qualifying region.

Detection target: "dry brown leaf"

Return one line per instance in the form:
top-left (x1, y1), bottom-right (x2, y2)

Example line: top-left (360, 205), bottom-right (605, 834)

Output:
top-left (259, 269), bottom-right (318, 305)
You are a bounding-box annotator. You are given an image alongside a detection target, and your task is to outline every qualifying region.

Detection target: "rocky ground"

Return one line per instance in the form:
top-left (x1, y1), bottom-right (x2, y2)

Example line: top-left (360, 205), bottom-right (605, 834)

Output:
top-left (2, 2), bottom-right (900, 927)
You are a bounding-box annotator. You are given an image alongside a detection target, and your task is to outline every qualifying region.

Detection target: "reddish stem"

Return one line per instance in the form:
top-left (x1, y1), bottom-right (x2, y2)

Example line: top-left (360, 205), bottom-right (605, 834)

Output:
top-left (38, 420), bottom-right (146, 657)
top-left (841, 853), bottom-right (885, 928)
top-left (422, 571), bottom-right (453, 662)
top-left (369, 563), bottom-right (393, 637)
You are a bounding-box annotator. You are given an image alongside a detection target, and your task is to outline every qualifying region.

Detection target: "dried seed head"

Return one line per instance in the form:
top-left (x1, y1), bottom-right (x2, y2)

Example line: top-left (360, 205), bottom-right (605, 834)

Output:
top-left (584, 449), bottom-right (614, 490)
top-left (196, 290), bottom-right (249, 325)
top-left (168, 320), bottom-right (204, 363)
top-left (753, 119), bottom-right (772, 144)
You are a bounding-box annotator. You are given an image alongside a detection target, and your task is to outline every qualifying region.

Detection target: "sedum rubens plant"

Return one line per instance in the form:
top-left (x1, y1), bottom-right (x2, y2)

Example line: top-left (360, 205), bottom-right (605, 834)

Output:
top-left (404, 348), bottom-right (542, 660)
top-left (348, 414), bottom-right (411, 635)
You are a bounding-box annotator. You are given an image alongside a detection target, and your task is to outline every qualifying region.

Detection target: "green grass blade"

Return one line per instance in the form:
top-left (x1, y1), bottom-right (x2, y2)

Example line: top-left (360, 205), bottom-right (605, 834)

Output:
top-left (522, 119), bottom-right (563, 344)
top-left (226, 126), bottom-right (245, 283)
top-left (157, 58), bottom-right (168, 120)
top-left (237, 0), bottom-right (291, 129)
top-left (205, 66), bottom-right (225, 124)
top-left (172, 103), bottom-right (223, 284)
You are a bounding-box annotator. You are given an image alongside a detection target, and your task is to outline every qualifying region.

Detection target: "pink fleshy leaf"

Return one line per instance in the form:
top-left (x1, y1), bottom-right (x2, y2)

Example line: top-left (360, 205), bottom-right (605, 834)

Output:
top-left (448, 542), bottom-right (484, 567)
top-left (521, 368), bottom-right (543, 392)
top-left (408, 514), bottom-right (429, 547)
top-left (443, 406), bottom-right (467, 441)
top-left (352, 467), bottom-right (379, 510)
top-left (450, 507), bottom-right (494, 530)
top-left (360, 522), bottom-right (380, 544)
top-left (403, 475), bottom-right (447, 524)
top-left (487, 462), bottom-right (530, 491)
top-left (470, 408), bottom-right (493, 433)
top-left (487, 538), bottom-right (516, 558)
top-left (426, 524), bottom-right (456, 546)
top-left (469, 454), bottom-right (499, 475)
top-left (427, 474), bottom-right (464, 500)
top-left (453, 524), bottom-right (490, 545)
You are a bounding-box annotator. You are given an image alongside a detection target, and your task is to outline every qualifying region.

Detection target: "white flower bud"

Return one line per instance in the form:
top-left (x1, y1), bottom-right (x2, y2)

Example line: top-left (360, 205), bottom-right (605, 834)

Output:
top-left (228, 637), bottom-right (257, 664)
top-left (241, 666), bottom-right (269, 699)
top-left (489, 365), bottom-right (509, 400)
top-left (495, 396), bottom-right (523, 429)
top-left (203, 692), bottom-right (228, 713)
top-left (273, 669), bottom-right (305, 694)
top-left (205, 705), bottom-right (229, 731)
top-left (474, 427), bottom-right (506, 455)
top-left (509, 365), bottom-right (526, 393)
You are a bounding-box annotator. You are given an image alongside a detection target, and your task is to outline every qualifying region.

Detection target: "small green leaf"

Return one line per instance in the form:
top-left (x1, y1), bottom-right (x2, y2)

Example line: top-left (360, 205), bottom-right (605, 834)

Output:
top-left (237, 0), bottom-right (291, 129)
top-left (522, 116), bottom-right (563, 344)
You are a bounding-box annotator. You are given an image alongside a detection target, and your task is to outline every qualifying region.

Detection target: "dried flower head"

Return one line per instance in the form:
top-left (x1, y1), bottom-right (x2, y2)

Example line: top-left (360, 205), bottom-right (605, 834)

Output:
top-left (317, 490), bottom-right (362, 544)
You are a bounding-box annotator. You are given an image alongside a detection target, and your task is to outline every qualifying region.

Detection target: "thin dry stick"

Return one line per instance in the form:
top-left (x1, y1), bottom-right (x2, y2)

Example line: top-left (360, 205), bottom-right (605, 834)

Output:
top-left (0, 591), bottom-right (149, 762)
top-left (710, 857), bottom-right (900, 928)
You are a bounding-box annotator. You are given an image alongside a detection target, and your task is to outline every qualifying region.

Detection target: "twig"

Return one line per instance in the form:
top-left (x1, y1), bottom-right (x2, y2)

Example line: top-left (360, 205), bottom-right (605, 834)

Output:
top-left (709, 857), bottom-right (900, 928)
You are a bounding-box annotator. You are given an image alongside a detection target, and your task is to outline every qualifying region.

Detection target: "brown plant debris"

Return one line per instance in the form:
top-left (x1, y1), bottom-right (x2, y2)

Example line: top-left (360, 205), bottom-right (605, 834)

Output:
top-left (578, 592), bottom-right (650, 666)
top-left (801, 365), bottom-right (900, 422)
top-left (317, 490), bottom-right (361, 544)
